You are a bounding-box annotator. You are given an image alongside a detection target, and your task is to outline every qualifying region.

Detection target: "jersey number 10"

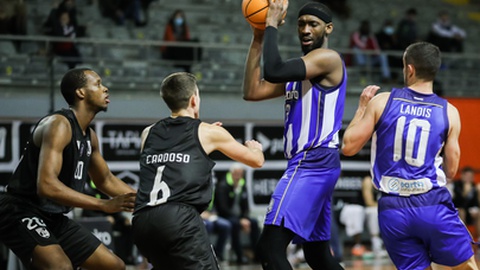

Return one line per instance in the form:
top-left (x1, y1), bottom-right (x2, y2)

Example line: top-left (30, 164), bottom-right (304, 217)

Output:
top-left (393, 116), bottom-right (430, 167)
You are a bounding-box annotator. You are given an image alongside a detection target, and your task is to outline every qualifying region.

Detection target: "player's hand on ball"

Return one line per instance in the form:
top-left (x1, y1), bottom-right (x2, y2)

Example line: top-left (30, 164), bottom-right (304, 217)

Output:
top-left (266, 0), bottom-right (288, 27)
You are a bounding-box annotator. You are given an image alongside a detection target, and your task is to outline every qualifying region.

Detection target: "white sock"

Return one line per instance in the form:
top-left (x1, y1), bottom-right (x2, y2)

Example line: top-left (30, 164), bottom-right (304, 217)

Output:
top-left (372, 236), bottom-right (383, 252)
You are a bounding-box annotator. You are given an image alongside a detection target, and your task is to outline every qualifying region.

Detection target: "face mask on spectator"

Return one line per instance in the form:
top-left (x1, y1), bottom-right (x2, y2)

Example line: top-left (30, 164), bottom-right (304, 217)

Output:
top-left (384, 26), bottom-right (394, 35)
top-left (174, 17), bottom-right (184, 26)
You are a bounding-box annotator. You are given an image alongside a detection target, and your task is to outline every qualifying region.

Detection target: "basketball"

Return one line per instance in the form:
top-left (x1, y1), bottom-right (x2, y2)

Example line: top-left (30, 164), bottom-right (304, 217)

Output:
top-left (242, 0), bottom-right (286, 30)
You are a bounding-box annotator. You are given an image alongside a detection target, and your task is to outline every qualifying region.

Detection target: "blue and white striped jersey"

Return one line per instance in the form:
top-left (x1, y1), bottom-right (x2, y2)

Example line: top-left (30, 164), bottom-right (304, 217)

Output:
top-left (283, 64), bottom-right (347, 159)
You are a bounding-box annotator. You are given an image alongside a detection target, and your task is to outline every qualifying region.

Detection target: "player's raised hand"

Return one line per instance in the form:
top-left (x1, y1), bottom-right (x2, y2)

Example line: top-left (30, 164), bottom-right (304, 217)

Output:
top-left (359, 85), bottom-right (380, 108)
top-left (266, 0), bottom-right (288, 28)
top-left (102, 192), bottom-right (137, 213)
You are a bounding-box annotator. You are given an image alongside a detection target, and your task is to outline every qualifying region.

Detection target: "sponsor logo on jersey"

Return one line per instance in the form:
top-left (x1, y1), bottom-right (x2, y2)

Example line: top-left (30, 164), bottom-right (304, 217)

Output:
top-left (380, 176), bottom-right (432, 196)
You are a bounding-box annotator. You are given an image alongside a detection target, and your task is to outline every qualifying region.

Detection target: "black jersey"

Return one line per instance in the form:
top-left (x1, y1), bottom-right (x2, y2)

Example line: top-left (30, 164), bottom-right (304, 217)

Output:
top-left (135, 117), bottom-right (215, 213)
top-left (7, 109), bottom-right (92, 214)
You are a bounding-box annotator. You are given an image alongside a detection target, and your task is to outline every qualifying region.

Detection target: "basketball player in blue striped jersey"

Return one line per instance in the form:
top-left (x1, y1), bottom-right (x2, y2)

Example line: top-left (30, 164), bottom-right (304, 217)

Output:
top-left (243, 1), bottom-right (346, 269)
top-left (342, 42), bottom-right (478, 270)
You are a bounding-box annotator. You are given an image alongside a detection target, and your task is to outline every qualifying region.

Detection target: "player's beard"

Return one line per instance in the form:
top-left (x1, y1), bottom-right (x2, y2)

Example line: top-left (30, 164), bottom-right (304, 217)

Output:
top-left (302, 33), bottom-right (326, 55)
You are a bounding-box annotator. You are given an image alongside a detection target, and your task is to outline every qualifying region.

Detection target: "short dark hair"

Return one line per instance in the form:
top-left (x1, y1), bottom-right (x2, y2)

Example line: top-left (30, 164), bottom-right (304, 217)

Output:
top-left (404, 42), bottom-right (441, 81)
top-left (406, 8), bottom-right (417, 15)
top-left (461, 166), bottom-right (474, 174)
top-left (60, 68), bottom-right (92, 105)
top-left (160, 72), bottom-right (197, 112)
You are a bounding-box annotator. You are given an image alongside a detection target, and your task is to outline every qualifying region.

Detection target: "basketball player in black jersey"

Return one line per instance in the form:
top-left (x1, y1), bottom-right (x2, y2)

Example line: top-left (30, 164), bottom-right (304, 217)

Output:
top-left (0, 68), bottom-right (136, 270)
top-left (132, 72), bottom-right (265, 270)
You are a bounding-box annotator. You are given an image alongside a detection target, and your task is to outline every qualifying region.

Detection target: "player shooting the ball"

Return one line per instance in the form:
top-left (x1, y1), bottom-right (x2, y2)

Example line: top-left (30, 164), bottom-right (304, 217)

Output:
top-left (243, 0), bottom-right (346, 269)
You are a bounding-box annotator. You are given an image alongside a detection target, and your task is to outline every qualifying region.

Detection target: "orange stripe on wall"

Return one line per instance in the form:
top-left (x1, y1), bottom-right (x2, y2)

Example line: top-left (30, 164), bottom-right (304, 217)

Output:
top-left (447, 98), bottom-right (480, 182)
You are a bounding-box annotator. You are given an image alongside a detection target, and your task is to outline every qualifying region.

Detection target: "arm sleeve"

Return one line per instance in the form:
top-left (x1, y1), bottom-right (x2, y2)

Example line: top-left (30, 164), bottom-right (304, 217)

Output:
top-left (263, 26), bottom-right (306, 83)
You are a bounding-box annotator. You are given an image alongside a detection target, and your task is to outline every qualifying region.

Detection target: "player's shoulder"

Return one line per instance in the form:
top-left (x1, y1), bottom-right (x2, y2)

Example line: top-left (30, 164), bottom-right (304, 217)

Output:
top-left (371, 91), bottom-right (391, 104)
top-left (309, 47), bottom-right (341, 59)
top-left (38, 113), bottom-right (71, 131)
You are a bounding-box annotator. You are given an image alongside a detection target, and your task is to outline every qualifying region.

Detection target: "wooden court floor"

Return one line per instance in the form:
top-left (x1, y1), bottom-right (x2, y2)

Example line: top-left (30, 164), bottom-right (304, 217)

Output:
top-left (127, 256), bottom-right (480, 270)
top-left (126, 257), bottom-right (397, 270)
top-left (127, 252), bottom-right (480, 270)
top-left (219, 257), bottom-right (397, 270)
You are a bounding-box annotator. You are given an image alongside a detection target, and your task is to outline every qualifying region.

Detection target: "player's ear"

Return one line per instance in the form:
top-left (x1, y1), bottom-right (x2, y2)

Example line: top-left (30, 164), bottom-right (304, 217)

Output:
top-left (75, 88), bottom-right (86, 100)
top-left (407, 64), bottom-right (415, 78)
top-left (190, 94), bottom-right (197, 108)
top-left (325, 22), bottom-right (333, 35)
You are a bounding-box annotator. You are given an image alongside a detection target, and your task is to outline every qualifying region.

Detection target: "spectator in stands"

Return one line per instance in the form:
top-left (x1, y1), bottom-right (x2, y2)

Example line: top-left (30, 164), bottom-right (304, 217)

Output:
top-left (349, 19), bottom-right (391, 83)
top-left (339, 175), bottom-right (387, 258)
top-left (395, 8), bottom-right (419, 51)
top-left (0, 0), bottom-right (27, 51)
top-left (452, 167), bottom-right (479, 239)
top-left (321, 0), bottom-right (350, 19)
top-left (50, 10), bottom-right (82, 69)
top-left (201, 207), bottom-right (232, 262)
top-left (161, 9), bottom-right (201, 73)
top-left (44, 0), bottom-right (86, 37)
top-left (215, 163), bottom-right (260, 265)
top-left (428, 10), bottom-right (466, 53)
top-left (361, 176), bottom-right (387, 257)
top-left (98, 0), bottom-right (146, 27)
top-left (375, 19), bottom-right (401, 78)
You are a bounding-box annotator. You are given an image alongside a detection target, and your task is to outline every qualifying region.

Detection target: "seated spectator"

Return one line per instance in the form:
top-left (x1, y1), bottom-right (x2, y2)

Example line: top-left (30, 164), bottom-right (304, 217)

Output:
top-left (361, 176), bottom-right (387, 257)
top-left (0, 0), bottom-right (26, 51)
top-left (161, 9), bottom-right (201, 73)
top-left (395, 8), bottom-right (419, 51)
top-left (49, 10), bottom-right (82, 69)
top-left (349, 19), bottom-right (391, 83)
top-left (375, 19), bottom-right (402, 78)
top-left (452, 167), bottom-right (479, 239)
top-left (339, 175), bottom-right (387, 258)
top-left (98, 0), bottom-right (146, 27)
top-left (44, 0), bottom-right (86, 37)
top-left (215, 163), bottom-right (260, 265)
top-left (321, 0), bottom-right (350, 19)
top-left (428, 10), bottom-right (466, 53)
top-left (201, 207), bottom-right (232, 262)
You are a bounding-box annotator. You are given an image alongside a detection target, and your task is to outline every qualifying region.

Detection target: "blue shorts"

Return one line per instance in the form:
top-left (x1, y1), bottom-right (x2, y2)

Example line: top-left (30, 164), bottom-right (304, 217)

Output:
top-left (264, 147), bottom-right (340, 243)
top-left (379, 187), bottom-right (474, 270)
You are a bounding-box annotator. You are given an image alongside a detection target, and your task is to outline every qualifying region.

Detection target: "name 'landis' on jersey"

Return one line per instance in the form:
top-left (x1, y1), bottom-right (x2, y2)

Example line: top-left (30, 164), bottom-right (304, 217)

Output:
top-left (399, 103), bottom-right (433, 118)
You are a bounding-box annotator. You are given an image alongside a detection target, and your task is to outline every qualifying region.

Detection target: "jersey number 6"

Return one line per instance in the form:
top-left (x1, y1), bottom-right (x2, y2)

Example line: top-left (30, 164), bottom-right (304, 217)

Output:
top-left (148, 165), bottom-right (171, 206)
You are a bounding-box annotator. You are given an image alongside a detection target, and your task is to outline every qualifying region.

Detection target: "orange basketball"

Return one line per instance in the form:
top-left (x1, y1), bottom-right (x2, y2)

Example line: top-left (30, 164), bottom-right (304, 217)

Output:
top-left (242, 0), bottom-right (286, 30)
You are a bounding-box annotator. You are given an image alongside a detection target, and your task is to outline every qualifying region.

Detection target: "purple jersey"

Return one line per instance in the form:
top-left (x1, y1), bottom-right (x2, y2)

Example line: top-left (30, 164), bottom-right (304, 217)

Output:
top-left (283, 64), bottom-right (347, 159)
top-left (372, 87), bottom-right (449, 196)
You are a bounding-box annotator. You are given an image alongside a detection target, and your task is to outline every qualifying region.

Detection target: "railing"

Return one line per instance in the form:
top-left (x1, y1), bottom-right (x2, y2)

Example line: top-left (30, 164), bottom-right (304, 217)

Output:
top-left (1, 34), bottom-right (479, 97)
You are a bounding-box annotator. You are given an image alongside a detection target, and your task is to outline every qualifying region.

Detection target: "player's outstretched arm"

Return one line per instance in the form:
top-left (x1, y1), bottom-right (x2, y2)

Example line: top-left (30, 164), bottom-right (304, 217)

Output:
top-left (199, 123), bottom-right (264, 168)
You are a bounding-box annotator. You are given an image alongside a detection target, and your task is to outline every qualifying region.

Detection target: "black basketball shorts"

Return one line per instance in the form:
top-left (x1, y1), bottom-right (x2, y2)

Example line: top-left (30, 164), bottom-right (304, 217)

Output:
top-left (133, 202), bottom-right (219, 270)
top-left (0, 193), bottom-right (101, 268)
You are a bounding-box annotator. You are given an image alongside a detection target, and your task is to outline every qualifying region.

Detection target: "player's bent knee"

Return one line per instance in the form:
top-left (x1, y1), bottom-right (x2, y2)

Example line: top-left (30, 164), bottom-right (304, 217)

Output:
top-left (81, 245), bottom-right (126, 270)
top-left (31, 245), bottom-right (73, 270)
